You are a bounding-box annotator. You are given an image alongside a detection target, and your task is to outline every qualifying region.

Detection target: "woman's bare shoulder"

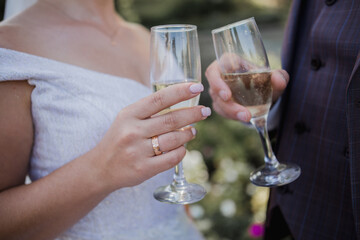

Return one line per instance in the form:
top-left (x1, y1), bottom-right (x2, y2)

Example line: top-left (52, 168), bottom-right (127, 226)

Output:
top-left (125, 21), bottom-right (150, 42)
top-left (128, 22), bottom-right (150, 34)
top-left (0, 20), bottom-right (21, 49)
top-left (0, 16), bottom-right (36, 51)
top-left (0, 7), bottom-right (46, 52)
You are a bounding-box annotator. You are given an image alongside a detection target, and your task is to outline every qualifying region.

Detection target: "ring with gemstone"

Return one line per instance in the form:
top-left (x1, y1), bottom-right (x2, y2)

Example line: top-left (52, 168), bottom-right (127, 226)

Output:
top-left (151, 136), bottom-right (162, 156)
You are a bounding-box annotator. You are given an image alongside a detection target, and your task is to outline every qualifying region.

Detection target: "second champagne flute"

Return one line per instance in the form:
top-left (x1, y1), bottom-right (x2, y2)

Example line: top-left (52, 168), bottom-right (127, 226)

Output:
top-left (212, 18), bottom-right (301, 187)
top-left (150, 24), bottom-right (206, 204)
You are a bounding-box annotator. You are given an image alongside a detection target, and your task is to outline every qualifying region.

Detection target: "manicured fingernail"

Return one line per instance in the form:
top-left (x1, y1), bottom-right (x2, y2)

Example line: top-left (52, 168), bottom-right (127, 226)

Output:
top-left (201, 107), bottom-right (212, 117)
top-left (219, 90), bottom-right (229, 101)
top-left (237, 111), bottom-right (249, 122)
top-left (191, 127), bottom-right (197, 136)
top-left (189, 83), bottom-right (204, 94)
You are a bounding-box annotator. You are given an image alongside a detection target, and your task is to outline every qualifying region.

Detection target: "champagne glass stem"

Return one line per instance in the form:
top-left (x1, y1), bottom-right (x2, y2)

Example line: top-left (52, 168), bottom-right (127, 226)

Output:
top-left (250, 116), bottom-right (279, 167)
top-left (173, 161), bottom-right (186, 186)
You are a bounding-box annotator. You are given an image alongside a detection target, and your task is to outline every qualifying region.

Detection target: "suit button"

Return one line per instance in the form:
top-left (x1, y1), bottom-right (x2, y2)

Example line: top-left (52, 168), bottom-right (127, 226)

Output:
top-left (311, 58), bottom-right (322, 70)
top-left (325, 0), bottom-right (337, 6)
top-left (294, 122), bottom-right (309, 135)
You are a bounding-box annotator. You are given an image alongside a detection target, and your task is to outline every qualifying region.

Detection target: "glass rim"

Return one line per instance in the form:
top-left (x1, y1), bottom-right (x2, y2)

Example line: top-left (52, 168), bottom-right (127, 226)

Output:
top-left (151, 24), bottom-right (197, 33)
top-left (211, 17), bottom-right (255, 34)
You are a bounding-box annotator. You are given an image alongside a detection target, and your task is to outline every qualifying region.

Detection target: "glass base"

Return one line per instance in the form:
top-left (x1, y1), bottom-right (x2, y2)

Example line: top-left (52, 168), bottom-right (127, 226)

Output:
top-left (153, 182), bottom-right (206, 204)
top-left (249, 163), bottom-right (301, 187)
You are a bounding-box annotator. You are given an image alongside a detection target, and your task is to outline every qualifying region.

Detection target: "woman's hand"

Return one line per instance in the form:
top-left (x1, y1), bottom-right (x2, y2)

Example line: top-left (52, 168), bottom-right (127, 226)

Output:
top-left (205, 60), bottom-right (289, 122)
top-left (94, 82), bottom-right (211, 191)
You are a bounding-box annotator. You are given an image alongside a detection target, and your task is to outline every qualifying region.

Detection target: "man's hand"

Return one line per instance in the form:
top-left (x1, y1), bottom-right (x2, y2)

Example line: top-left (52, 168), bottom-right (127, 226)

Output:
top-left (205, 60), bottom-right (289, 122)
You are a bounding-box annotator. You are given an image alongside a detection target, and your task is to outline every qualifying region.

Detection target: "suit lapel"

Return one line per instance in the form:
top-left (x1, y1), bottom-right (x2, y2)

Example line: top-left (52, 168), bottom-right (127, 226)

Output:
top-left (281, 0), bottom-right (303, 72)
top-left (346, 51), bottom-right (360, 238)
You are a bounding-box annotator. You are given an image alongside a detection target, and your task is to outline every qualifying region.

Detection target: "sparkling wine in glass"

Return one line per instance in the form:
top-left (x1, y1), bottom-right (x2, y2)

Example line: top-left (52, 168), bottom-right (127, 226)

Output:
top-left (212, 18), bottom-right (301, 187)
top-left (150, 24), bottom-right (206, 204)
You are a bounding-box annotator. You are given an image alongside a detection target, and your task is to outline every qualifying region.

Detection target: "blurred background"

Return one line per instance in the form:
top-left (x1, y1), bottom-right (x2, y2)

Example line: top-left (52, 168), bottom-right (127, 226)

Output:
top-left (0, 0), bottom-right (292, 239)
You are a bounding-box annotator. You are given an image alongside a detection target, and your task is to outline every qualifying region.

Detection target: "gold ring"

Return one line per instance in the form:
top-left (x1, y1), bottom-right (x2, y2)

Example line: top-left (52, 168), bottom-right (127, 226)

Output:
top-left (151, 136), bottom-right (162, 156)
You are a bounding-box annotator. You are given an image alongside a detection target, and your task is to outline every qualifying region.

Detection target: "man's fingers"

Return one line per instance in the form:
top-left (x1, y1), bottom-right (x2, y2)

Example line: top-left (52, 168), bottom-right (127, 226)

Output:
top-left (206, 66), bottom-right (289, 121)
top-left (209, 86), bottom-right (251, 122)
top-left (271, 69), bottom-right (290, 101)
top-left (271, 69), bottom-right (289, 89)
top-left (213, 100), bottom-right (251, 122)
top-left (205, 60), bottom-right (232, 101)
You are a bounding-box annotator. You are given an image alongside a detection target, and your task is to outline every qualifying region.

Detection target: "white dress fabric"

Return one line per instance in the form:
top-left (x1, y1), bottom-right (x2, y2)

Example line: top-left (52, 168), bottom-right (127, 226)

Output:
top-left (0, 48), bottom-right (203, 240)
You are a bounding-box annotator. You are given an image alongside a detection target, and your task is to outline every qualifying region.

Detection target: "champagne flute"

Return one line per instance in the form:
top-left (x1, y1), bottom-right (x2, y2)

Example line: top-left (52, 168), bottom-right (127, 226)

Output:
top-left (212, 18), bottom-right (301, 187)
top-left (150, 24), bottom-right (206, 204)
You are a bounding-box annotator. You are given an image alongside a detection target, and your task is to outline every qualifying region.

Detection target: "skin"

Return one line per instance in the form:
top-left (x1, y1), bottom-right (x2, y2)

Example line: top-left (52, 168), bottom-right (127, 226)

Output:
top-left (205, 60), bottom-right (290, 122)
top-left (0, 0), bottom-right (211, 239)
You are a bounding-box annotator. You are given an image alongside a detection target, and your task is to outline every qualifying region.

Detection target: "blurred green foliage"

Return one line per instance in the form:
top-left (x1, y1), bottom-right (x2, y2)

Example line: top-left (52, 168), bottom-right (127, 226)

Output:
top-left (116, 0), bottom-right (291, 29)
top-left (187, 114), bottom-right (266, 239)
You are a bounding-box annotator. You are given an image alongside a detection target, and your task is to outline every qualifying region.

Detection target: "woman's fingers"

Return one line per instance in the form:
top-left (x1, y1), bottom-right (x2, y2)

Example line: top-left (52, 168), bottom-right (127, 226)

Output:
top-left (144, 146), bottom-right (187, 177)
top-left (130, 127), bottom-right (197, 184)
top-left (205, 61), bottom-right (232, 101)
top-left (144, 126), bottom-right (196, 157)
top-left (124, 82), bottom-right (204, 119)
top-left (144, 106), bottom-right (211, 137)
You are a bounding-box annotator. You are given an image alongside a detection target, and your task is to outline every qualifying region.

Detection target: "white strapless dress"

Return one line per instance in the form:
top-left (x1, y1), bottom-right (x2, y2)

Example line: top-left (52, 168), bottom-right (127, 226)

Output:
top-left (0, 48), bottom-right (204, 240)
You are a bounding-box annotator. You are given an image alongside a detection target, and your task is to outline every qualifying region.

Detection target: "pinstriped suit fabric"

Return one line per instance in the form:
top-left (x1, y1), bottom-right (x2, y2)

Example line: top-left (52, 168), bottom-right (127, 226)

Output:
top-left (268, 0), bottom-right (360, 239)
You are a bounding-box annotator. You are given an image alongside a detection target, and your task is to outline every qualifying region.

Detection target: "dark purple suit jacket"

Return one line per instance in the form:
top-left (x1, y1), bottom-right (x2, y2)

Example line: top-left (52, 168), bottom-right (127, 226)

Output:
top-left (268, 0), bottom-right (360, 239)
